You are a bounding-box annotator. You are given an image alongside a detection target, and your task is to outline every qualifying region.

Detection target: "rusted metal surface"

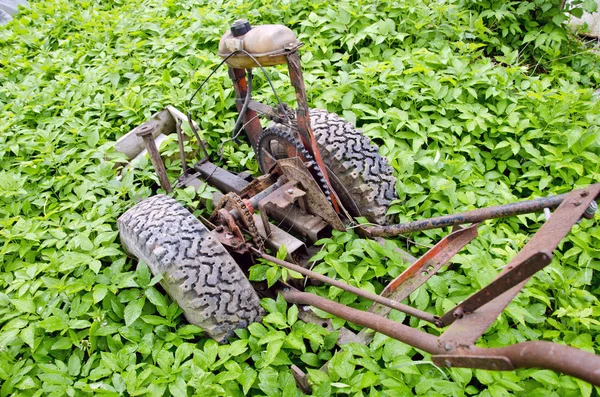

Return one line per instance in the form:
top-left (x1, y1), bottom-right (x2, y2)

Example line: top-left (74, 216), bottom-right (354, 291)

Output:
top-left (136, 121), bottom-right (172, 193)
top-left (290, 364), bottom-right (312, 394)
top-left (279, 157), bottom-right (345, 231)
top-left (469, 341), bottom-right (600, 386)
top-left (432, 354), bottom-right (514, 370)
top-left (175, 119), bottom-right (189, 174)
top-left (252, 214), bottom-right (306, 260)
top-left (281, 288), bottom-right (444, 354)
top-left (439, 251), bottom-right (551, 326)
top-left (240, 174), bottom-right (277, 199)
top-left (280, 289), bottom-right (600, 386)
top-left (257, 180), bottom-right (302, 237)
top-left (194, 162), bottom-right (249, 194)
top-left (364, 193), bottom-right (568, 237)
top-left (255, 180), bottom-right (330, 242)
top-left (286, 52), bottom-right (340, 213)
top-left (211, 192), bottom-right (265, 252)
top-left (247, 99), bottom-right (290, 125)
top-left (255, 249), bottom-right (438, 324)
top-left (440, 183), bottom-right (600, 341)
top-left (229, 67), bottom-right (264, 149)
top-left (373, 224), bottom-right (479, 319)
top-left (213, 221), bottom-right (247, 253)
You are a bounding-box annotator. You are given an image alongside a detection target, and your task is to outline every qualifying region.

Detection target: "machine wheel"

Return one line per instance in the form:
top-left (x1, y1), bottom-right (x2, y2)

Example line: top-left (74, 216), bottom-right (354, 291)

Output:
top-left (263, 109), bottom-right (397, 225)
top-left (118, 195), bottom-right (263, 342)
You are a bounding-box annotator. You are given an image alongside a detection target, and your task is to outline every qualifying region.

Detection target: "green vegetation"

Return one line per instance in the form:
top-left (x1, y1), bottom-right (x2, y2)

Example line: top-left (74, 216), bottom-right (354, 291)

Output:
top-left (1, 0), bottom-right (600, 396)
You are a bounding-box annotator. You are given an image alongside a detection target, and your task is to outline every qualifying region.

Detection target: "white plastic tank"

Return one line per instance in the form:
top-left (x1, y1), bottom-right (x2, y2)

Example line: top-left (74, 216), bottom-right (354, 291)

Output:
top-left (0, 0), bottom-right (28, 25)
top-left (568, 0), bottom-right (600, 38)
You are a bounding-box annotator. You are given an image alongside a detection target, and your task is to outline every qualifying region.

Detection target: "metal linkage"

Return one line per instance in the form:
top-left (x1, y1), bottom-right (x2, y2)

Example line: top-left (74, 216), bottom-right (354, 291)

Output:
top-left (373, 223), bottom-right (479, 318)
top-left (439, 183), bottom-right (600, 336)
top-left (364, 193), bottom-right (568, 237)
top-left (274, 184), bottom-right (600, 385)
top-left (136, 121), bottom-right (172, 193)
top-left (251, 248), bottom-right (439, 324)
top-left (281, 289), bottom-right (600, 386)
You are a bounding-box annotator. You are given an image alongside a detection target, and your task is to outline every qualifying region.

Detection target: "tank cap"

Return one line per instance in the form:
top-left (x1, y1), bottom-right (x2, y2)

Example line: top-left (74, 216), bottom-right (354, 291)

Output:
top-left (231, 19), bottom-right (251, 37)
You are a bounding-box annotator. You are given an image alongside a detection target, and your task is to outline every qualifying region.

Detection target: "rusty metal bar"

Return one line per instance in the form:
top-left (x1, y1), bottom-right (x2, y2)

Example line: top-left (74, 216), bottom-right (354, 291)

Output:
top-left (364, 193), bottom-right (568, 237)
top-left (252, 248), bottom-right (439, 324)
top-left (136, 121), bottom-right (172, 193)
top-left (439, 183), bottom-right (600, 341)
top-left (375, 224), bottom-right (479, 311)
top-left (458, 343), bottom-right (600, 386)
top-left (281, 289), bottom-right (442, 353)
top-left (194, 162), bottom-right (249, 194)
top-left (247, 99), bottom-right (288, 123)
top-left (281, 289), bottom-right (600, 386)
top-left (286, 52), bottom-right (340, 214)
top-left (437, 251), bottom-right (551, 326)
top-left (175, 119), bottom-right (189, 175)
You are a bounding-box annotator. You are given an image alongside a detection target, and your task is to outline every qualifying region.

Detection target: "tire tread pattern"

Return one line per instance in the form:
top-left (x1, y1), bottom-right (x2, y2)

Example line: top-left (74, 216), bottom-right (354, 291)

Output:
top-left (118, 195), bottom-right (263, 342)
top-left (309, 109), bottom-right (397, 224)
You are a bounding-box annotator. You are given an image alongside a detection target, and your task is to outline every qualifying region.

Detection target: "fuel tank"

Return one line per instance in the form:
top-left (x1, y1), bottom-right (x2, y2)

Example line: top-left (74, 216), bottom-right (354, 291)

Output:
top-left (218, 20), bottom-right (302, 69)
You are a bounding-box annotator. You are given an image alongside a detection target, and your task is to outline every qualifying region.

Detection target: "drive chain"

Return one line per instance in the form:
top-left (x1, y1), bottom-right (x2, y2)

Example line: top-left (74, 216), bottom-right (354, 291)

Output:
top-left (210, 192), bottom-right (265, 252)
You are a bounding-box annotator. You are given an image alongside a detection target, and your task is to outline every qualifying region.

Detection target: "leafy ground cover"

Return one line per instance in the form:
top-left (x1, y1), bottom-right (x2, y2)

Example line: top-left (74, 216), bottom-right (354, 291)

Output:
top-left (1, 0), bottom-right (600, 396)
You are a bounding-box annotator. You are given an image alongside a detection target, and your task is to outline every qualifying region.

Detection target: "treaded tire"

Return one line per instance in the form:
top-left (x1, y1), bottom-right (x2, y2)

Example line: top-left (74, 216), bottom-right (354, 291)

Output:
top-left (118, 195), bottom-right (263, 342)
top-left (272, 109), bottom-right (397, 225)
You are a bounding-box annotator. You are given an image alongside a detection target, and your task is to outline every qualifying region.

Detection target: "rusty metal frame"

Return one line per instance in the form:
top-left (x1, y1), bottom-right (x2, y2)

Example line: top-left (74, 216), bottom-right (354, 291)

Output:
top-left (229, 67), bottom-right (264, 149)
top-left (269, 184), bottom-right (600, 385)
top-left (126, 38), bottom-right (600, 386)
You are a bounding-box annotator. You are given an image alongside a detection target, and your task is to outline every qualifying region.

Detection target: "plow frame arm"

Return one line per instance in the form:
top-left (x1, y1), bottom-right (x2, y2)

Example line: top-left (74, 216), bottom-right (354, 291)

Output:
top-left (273, 184), bottom-right (600, 386)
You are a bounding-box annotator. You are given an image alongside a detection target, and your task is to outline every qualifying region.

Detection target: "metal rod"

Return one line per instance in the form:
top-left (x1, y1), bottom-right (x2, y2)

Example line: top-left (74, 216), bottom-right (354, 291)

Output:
top-left (286, 52), bottom-right (340, 214)
top-left (469, 342), bottom-right (600, 386)
top-left (175, 119), bottom-right (189, 174)
top-left (364, 193), bottom-right (568, 237)
top-left (438, 183), bottom-right (600, 333)
top-left (136, 122), bottom-right (172, 193)
top-left (281, 289), bottom-right (600, 386)
top-left (281, 289), bottom-right (444, 353)
top-left (253, 248), bottom-right (439, 324)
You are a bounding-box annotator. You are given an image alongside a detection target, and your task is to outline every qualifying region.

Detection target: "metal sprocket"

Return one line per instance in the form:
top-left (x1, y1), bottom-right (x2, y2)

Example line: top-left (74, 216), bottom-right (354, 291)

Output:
top-left (255, 127), bottom-right (331, 203)
top-left (210, 192), bottom-right (265, 252)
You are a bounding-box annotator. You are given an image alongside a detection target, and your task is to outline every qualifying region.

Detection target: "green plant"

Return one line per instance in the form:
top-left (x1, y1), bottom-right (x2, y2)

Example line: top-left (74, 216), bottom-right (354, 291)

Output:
top-left (1, 0), bottom-right (599, 396)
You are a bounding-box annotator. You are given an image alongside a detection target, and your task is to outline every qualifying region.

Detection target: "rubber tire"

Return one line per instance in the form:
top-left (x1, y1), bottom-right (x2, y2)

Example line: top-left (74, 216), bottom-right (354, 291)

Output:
top-left (272, 109), bottom-right (397, 225)
top-left (118, 195), bottom-right (263, 342)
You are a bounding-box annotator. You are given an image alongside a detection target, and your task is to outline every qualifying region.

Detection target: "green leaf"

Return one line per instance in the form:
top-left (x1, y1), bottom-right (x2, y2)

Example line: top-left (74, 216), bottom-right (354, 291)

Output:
top-left (145, 287), bottom-right (168, 316)
top-left (11, 299), bottom-right (36, 314)
top-left (168, 378), bottom-right (187, 397)
top-left (287, 305), bottom-right (298, 326)
top-left (239, 365), bottom-right (257, 395)
top-left (124, 298), bottom-right (145, 326)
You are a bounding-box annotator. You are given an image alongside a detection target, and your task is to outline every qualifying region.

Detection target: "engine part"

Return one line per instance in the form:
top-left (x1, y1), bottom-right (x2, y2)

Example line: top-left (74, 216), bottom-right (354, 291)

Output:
top-left (218, 22), bottom-right (302, 68)
top-left (256, 126), bottom-right (331, 201)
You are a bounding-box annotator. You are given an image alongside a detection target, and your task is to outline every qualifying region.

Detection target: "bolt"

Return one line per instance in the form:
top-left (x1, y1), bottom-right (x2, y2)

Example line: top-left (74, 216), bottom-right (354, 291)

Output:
top-left (444, 343), bottom-right (452, 351)
top-left (287, 189), bottom-right (294, 194)
top-left (583, 200), bottom-right (598, 219)
top-left (575, 201), bottom-right (582, 207)
top-left (444, 360), bottom-right (452, 368)
top-left (136, 123), bottom-right (155, 136)
top-left (453, 308), bottom-right (464, 319)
